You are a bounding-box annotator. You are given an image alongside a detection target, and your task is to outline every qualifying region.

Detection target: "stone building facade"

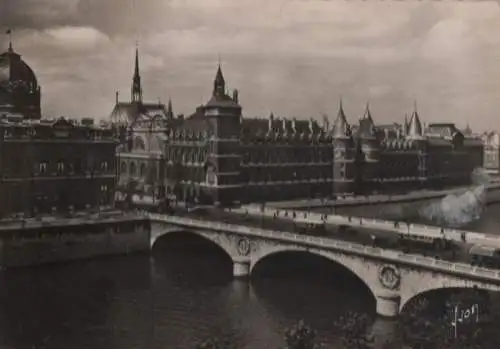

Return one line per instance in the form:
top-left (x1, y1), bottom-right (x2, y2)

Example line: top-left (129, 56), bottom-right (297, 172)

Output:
top-left (110, 48), bottom-right (173, 208)
top-left (164, 66), bottom-right (484, 206)
top-left (0, 117), bottom-right (116, 217)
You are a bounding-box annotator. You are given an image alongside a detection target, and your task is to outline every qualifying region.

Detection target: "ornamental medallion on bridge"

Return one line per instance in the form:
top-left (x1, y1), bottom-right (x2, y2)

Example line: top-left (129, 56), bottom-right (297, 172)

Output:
top-left (378, 264), bottom-right (401, 290)
top-left (237, 238), bottom-right (251, 256)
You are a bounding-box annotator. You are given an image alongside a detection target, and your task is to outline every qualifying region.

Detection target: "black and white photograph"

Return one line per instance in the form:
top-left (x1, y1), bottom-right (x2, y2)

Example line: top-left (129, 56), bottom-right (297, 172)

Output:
top-left (1, 0), bottom-right (500, 348)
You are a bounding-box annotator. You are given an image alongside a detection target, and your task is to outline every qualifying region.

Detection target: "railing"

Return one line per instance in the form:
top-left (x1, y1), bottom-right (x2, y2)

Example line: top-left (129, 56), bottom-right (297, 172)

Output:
top-left (149, 213), bottom-right (500, 282)
top-left (238, 205), bottom-right (500, 246)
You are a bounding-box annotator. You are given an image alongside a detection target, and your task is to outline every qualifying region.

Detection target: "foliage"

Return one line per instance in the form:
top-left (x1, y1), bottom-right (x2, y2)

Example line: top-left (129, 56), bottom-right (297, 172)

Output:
top-left (196, 336), bottom-right (237, 349)
top-left (284, 320), bottom-right (319, 349)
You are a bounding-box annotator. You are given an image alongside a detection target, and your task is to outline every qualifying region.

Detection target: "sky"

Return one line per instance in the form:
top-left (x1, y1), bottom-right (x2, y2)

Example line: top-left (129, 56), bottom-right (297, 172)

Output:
top-left (1, 0), bottom-right (500, 132)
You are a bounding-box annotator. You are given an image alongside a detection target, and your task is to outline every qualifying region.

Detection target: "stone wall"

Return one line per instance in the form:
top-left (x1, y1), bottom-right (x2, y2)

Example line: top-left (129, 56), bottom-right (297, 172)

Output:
top-left (0, 218), bottom-right (151, 268)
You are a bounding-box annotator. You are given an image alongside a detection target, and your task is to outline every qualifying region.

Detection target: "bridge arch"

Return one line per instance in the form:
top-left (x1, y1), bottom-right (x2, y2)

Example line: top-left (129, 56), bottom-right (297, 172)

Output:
top-left (250, 245), bottom-right (378, 302)
top-left (400, 280), bottom-right (500, 313)
top-left (150, 228), bottom-right (236, 262)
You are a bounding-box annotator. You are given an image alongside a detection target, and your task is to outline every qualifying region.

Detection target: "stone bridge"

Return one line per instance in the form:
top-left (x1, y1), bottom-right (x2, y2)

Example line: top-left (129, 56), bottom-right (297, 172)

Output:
top-left (236, 205), bottom-right (500, 248)
top-left (148, 213), bottom-right (500, 318)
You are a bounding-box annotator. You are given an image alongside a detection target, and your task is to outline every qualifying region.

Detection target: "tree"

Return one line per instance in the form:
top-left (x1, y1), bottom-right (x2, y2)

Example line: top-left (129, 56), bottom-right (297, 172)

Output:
top-left (196, 336), bottom-right (237, 349)
top-left (284, 320), bottom-right (319, 349)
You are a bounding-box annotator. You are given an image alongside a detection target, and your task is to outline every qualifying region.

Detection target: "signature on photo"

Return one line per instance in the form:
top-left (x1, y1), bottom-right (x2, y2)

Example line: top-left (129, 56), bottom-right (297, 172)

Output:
top-left (449, 303), bottom-right (480, 339)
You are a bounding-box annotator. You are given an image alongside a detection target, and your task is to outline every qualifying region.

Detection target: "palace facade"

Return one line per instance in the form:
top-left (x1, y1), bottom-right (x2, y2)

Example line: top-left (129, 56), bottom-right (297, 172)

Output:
top-left (164, 66), bottom-right (484, 206)
top-left (0, 41), bottom-right (117, 218)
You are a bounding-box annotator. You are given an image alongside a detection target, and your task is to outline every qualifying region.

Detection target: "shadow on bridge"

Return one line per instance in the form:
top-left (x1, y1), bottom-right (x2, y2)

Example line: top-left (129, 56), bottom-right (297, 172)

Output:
top-left (151, 231), bottom-right (234, 284)
top-left (251, 251), bottom-right (376, 315)
top-left (401, 286), bottom-right (492, 317)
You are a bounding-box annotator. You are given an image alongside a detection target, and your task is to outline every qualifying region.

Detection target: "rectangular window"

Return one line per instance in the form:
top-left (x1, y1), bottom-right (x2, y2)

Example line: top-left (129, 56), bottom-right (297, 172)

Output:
top-left (39, 162), bottom-right (48, 174)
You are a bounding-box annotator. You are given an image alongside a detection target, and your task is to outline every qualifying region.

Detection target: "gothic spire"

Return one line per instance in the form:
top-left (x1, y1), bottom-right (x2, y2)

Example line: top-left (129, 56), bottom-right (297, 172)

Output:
top-left (131, 44), bottom-right (143, 104)
top-left (407, 102), bottom-right (423, 138)
top-left (213, 63), bottom-right (226, 98)
top-left (167, 97), bottom-right (173, 118)
top-left (332, 98), bottom-right (351, 138)
top-left (363, 102), bottom-right (374, 123)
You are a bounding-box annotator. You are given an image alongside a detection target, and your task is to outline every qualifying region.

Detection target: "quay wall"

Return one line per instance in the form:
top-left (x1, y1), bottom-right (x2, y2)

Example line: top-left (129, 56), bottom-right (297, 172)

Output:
top-left (0, 215), bottom-right (151, 268)
top-left (269, 183), bottom-right (500, 218)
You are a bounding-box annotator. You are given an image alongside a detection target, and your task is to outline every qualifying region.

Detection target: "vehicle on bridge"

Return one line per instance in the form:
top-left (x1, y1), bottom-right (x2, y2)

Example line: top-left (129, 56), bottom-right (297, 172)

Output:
top-left (469, 245), bottom-right (500, 268)
top-left (294, 221), bottom-right (327, 237)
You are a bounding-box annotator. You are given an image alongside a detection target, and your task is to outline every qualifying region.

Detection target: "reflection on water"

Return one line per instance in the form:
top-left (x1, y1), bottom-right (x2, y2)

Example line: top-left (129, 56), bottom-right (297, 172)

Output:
top-left (0, 214), bottom-right (500, 348)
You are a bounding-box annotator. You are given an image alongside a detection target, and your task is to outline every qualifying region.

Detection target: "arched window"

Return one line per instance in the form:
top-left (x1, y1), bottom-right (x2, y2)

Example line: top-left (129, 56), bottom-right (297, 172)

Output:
top-left (206, 165), bottom-right (217, 185)
top-left (133, 136), bottom-right (145, 151)
top-left (130, 162), bottom-right (137, 176)
top-left (120, 161), bottom-right (127, 174)
top-left (139, 163), bottom-right (146, 177)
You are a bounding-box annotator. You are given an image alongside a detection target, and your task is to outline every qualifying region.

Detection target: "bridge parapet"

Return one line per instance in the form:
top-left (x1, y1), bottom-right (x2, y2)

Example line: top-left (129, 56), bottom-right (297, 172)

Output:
top-left (239, 205), bottom-right (500, 248)
top-left (148, 214), bottom-right (500, 283)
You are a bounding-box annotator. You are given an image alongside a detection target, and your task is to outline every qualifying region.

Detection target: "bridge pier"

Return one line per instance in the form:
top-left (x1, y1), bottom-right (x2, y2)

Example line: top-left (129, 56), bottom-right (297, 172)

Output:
top-left (232, 257), bottom-right (250, 278)
top-left (375, 291), bottom-right (400, 318)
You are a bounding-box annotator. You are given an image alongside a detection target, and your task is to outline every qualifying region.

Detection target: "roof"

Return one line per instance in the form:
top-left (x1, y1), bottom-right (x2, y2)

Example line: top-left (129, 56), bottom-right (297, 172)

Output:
top-left (205, 94), bottom-right (240, 109)
top-left (332, 102), bottom-right (352, 138)
top-left (109, 101), bottom-right (170, 125)
top-left (0, 47), bottom-right (38, 88)
top-left (240, 115), bottom-right (324, 140)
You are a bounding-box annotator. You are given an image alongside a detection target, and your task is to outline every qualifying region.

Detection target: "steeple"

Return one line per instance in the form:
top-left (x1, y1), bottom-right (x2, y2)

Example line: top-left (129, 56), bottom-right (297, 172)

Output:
top-left (332, 99), bottom-right (351, 138)
top-left (131, 44), bottom-right (143, 104)
top-left (213, 63), bottom-right (226, 98)
top-left (167, 97), bottom-right (173, 118)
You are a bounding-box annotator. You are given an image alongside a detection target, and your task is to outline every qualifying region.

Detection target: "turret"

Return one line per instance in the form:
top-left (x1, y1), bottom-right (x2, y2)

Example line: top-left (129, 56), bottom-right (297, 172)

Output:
top-left (355, 102), bottom-right (379, 193)
top-left (232, 89), bottom-right (239, 104)
top-left (332, 99), bottom-right (356, 196)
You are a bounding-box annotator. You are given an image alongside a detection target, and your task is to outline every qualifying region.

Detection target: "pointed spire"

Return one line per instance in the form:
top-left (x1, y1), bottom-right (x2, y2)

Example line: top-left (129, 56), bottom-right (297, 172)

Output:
top-left (134, 43), bottom-right (140, 76)
top-left (115, 91), bottom-right (119, 104)
top-left (131, 42), bottom-right (143, 104)
top-left (333, 98), bottom-right (351, 138)
top-left (407, 102), bottom-right (423, 138)
top-left (213, 60), bottom-right (226, 98)
top-left (363, 101), bottom-right (373, 123)
top-left (167, 97), bottom-right (173, 118)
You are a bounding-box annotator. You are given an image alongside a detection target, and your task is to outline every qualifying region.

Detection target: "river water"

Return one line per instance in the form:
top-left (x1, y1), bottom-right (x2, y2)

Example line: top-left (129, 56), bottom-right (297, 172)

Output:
top-left (2, 205), bottom-right (500, 349)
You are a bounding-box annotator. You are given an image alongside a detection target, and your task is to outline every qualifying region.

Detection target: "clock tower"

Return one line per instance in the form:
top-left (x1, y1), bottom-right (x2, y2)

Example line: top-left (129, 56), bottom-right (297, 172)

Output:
top-left (332, 101), bottom-right (356, 196)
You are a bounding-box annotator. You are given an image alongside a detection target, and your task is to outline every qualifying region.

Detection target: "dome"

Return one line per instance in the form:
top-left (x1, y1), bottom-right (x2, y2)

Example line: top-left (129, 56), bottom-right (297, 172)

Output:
top-left (0, 43), bottom-right (41, 119)
top-left (0, 46), bottom-right (39, 90)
